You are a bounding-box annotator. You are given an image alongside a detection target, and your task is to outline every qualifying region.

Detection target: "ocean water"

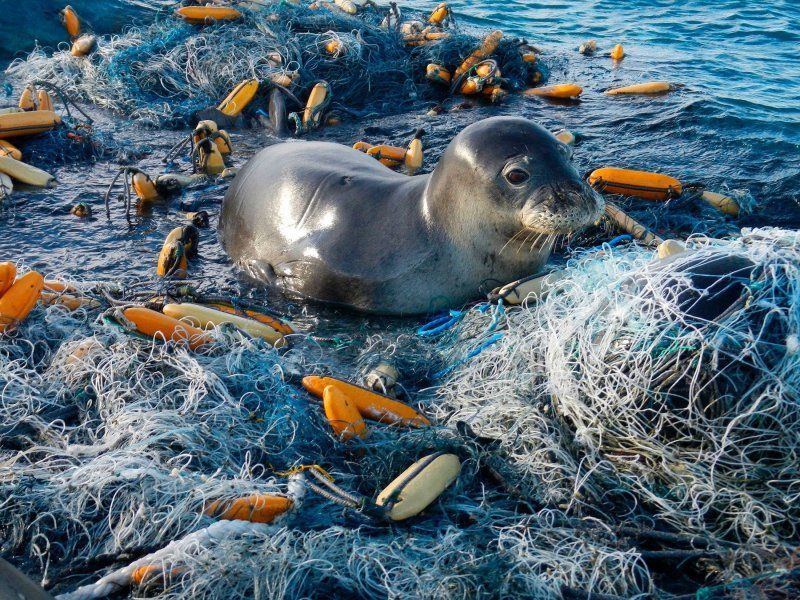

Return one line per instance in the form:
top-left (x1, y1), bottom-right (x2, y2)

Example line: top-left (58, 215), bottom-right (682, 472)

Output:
top-left (0, 0), bottom-right (797, 293)
top-left (1, 0), bottom-right (798, 291)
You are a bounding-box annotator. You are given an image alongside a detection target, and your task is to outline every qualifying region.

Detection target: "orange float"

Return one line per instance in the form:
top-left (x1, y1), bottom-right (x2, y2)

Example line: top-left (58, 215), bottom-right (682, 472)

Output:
top-left (205, 494), bottom-right (293, 523)
top-left (0, 271), bottom-right (44, 332)
top-left (588, 167), bottom-right (682, 201)
top-left (302, 375), bottom-right (430, 427)
top-left (122, 307), bottom-right (211, 349)
top-left (323, 385), bottom-right (368, 439)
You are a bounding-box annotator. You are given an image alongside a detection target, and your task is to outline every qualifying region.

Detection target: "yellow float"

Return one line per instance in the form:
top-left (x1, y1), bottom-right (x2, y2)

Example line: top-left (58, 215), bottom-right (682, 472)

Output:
top-left (605, 81), bottom-right (673, 95)
top-left (0, 140), bottom-right (22, 160)
top-left (0, 271), bottom-right (44, 333)
top-left (217, 79), bottom-right (259, 117)
top-left (162, 302), bottom-right (286, 347)
top-left (302, 375), bottom-right (430, 427)
top-left (524, 84), bottom-right (583, 99)
top-left (376, 453), bottom-right (461, 521)
top-left (122, 306), bottom-right (211, 349)
top-left (0, 156), bottom-right (56, 187)
top-left (205, 495), bottom-right (293, 523)
top-left (175, 6), bottom-right (242, 25)
top-left (323, 385), bottom-right (368, 440)
top-left (0, 110), bottom-right (61, 138)
top-left (588, 166), bottom-right (682, 201)
top-left (454, 30), bottom-right (502, 79)
top-left (0, 262), bottom-right (16, 297)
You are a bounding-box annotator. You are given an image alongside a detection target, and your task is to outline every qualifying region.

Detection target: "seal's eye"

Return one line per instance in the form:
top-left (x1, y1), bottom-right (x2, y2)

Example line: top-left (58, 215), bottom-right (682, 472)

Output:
top-left (505, 169), bottom-right (529, 185)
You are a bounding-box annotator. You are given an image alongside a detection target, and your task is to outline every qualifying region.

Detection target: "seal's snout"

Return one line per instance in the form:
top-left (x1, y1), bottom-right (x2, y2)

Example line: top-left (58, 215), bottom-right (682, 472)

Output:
top-left (522, 181), bottom-right (604, 233)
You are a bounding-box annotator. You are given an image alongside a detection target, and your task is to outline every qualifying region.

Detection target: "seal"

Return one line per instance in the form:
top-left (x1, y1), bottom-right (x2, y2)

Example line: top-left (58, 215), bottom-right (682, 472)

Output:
top-left (220, 116), bottom-right (604, 315)
top-left (0, 557), bottom-right (53, 600)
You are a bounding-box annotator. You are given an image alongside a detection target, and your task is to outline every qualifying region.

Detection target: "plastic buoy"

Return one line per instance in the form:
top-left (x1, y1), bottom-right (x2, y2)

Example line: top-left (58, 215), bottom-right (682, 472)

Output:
top-left (0, 271), bottom-right (44, 332)
top-left (454, 30), bottom-right (502, 79)
top-left (162, 303), bottom-right (285, 347)
top-left (206, 303), bottom-right (294, 335)
top-left (60, 5), bottom-right (81, 39)
top-left (524, 84), bottom-right (583, 99)
top-left (701, 190), bottom-right (740, 216)
top-left (0, 140), bottom-right (22, 160)
top-left (269, 72), bottom-right (296, 87)
top-left (404, 129), bottom-right (424, 174)
top-left (156, 241), bottom-right (187, 278)
top-left (0, 110), bottom-right (61, 138)
top-left (324, 39), bottom-right (342, 55)
top-left (610, 43), bottom-right (625, 60)
top-left (459, 60), bottom-right (499, 95)
top-left (205, 495), bottom-right (293, 523)
top-left (131, 171), bottom-right (159, 201)
top-left (36, 90), bottom-right (54, 112)
top-left (0, 155), bottom-right (55, 187)
top-left (40, 291), bottom-right (99, 311)
top-left (71, 34), bottom-right (96, 57)
top-left (365, 362), bottom-right (400, 393)
top-left (175, 6), bottom-right (242, 25)
top-left (302, 375), bottom-right (430, 427)
top-left (656, 239), bottom-right (687, 259)
top-left (553, 129), bottom-right (575, 146)
top-left (303, 81), bottom-right (330, 128)
top-left (376, 453), bottom-right (461, 521)
top-left (18, 86), bottom-right (35, 111)
top-left (323, 385), bottom-right (368, 440)
top-left (588, 167), bottom-right (682, 201)
top-left (428, 2), bottom-right (450, 24)
top-left (426, 63), bottom-right (451, 85)
top-left (217, 79), bottom-right (259, 117)
top-left (604, 205), bottom-right (663, 246)
top-left (334, 0), bottom-right (357, 14)
top-left (366, 143), bottom-right (405, 167)
top-left (122, 306), bottom-right (211, 349)
top-left (0, 261), bottom-right (17, 297)
top-left (403, 30), bottom-right (451, 46)
top-left (606, 81), bottom-right (672, 95)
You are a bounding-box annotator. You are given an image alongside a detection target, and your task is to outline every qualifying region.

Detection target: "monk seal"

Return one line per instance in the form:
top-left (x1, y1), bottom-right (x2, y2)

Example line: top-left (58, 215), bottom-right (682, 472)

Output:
top-left (0, 558), bottom-right (53, 600)
top-left (219, 116), bottom-right (604, 315)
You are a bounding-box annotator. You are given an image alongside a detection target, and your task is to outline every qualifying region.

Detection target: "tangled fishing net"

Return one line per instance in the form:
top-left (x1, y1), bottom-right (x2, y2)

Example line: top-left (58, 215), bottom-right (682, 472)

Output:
top-left (1, 228), bottom-right (798, 598)
top-left (5, 3), bottom-right (540, 127)
top-left (430, 227), bottom-right (800, 594)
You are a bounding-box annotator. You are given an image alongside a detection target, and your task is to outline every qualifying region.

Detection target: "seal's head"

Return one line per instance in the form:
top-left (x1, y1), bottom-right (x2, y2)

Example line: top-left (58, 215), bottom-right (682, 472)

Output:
top-left (426, 116), bottom-right (603, 246)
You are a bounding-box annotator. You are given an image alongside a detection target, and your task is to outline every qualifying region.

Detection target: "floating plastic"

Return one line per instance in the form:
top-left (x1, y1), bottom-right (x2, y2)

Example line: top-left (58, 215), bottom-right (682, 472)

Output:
top-left (376, 453), bottom-right (461, 521)
top-left (302, 375), bottom-right (430, 427)
top-left (0, 271), bottom-right (44, 333)
top-left (524, 84), bottom-right (583, 99)
top-left (0, 110), bottom-right (61, 138)
top-left (588, 166), bottom-right (682, 201)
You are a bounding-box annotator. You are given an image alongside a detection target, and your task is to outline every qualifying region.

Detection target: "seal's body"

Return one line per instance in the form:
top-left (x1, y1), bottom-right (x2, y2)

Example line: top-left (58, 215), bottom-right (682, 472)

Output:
top-left (220, 116), bottom-right (603, 315)
top-left (0, 558), bottom-right (52, 600)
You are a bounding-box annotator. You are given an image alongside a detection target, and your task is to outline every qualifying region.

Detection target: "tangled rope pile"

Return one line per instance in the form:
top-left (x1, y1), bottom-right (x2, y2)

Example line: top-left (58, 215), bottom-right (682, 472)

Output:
top-left (0, 274), bottom-right (652, 598)
top-left (5, 3), bottom-right (540, 127)
top-left (2, 229), bottom-right (798, 598)
top-left (430, 227), bottom-right (800, 591)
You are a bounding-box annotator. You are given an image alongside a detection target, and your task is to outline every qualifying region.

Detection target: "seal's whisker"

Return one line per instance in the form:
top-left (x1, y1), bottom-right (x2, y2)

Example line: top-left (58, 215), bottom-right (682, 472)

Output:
top-left (517, 230), bottom-right (534, 254)
top-left (501, 228), bottom-right (532, 256)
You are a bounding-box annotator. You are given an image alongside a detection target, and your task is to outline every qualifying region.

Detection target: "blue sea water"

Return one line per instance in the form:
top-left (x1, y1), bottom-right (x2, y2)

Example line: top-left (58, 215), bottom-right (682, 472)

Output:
top-left (0, 0), bottom-right (798, 305)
